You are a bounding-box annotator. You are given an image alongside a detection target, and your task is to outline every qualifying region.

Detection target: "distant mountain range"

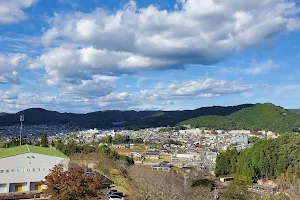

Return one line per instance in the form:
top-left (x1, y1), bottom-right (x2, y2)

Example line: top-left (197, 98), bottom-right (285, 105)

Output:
top-left (0, 113), bottom-right (8, 117)
top-left (0, 103), bottom-right (299, 133)
top-left (0, 104), bottom-right (253, 129)
top-left (180, 103), bottom-right (300, 133)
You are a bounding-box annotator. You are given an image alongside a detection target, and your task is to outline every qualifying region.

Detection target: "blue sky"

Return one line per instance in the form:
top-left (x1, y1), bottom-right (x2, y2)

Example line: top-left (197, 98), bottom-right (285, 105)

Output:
top-left (0, 0), bottom-right (300, 113)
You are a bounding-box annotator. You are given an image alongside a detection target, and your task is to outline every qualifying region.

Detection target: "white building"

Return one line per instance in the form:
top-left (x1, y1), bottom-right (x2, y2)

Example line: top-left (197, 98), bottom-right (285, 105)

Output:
top-left (0, 145), bottom-right (69, 194)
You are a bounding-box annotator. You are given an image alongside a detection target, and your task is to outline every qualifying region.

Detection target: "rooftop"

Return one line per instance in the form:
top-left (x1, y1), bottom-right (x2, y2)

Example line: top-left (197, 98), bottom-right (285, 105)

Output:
top-left (0, 145), bottom-right (69, 159)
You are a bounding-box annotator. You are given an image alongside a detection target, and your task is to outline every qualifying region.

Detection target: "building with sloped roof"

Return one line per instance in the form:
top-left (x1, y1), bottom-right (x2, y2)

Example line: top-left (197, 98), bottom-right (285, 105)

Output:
top-left (0, 145), bottom-right (69, 194)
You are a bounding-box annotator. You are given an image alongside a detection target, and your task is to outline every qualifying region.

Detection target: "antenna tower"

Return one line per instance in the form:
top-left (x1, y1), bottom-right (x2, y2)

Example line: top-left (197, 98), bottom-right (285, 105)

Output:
top-left (19, 115), bottom-right (24, 146)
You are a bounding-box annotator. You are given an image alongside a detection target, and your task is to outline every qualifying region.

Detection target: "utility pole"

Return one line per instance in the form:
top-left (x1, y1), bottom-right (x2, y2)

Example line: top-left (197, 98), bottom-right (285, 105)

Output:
top-left (19, 115), bottom-right (24, 146)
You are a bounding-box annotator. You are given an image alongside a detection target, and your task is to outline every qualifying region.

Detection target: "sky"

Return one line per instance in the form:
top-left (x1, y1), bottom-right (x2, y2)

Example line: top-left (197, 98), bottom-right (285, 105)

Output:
top-left (0, 0), bottom-right (300, 113)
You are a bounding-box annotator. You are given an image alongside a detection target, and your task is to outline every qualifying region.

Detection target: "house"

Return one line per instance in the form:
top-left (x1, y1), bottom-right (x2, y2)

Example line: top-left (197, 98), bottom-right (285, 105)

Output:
top-left (130, 151), bottom-right (142, 158)
top-left (145, 151), bottom-right (160, 159)
top-left (230, 135), bottom-right (248, 144)
top-left (0, 145), bottom-right (69, 194)
top-left (152, 162), bottom-right (171, 171)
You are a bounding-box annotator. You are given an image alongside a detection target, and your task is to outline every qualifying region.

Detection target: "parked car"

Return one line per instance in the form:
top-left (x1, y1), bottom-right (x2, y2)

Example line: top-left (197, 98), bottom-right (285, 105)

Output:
top-left (107, 189), bottom-right (118, 195)
top-left (108, 192), bottom-right (124, 198)
top-left (109, 195), bottom-right (125, 200)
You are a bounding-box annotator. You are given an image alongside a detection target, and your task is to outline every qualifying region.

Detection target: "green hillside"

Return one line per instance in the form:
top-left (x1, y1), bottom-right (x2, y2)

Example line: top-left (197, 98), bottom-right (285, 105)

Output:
top-left (0, 104), bottom-right (253, 129)
top-left (178, 115), bottom-right (246, 131)
top-left (179, 103), bottom-right (300, 133)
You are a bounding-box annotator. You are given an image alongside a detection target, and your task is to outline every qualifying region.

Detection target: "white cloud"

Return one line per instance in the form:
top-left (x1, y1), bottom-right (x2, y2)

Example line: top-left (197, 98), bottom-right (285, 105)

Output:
top-left (220, 60), bottom-right (275, 75)
top-left (0, 71), bottom-right (20, 84)
top-left (139, 79), bottom-right (255, 100)
top-left (0, 54), bottom-right (28, 84)
top-left (0, 90), bottom-right (18, 100)
top-left (32, 45), bottom-right (171, 86)
top-left (36, 0), bottom-right (300, 86)
top-left (0, 77), bottom-right (259, 113)
top-left (61, 75), bottom-right (117, 97)
top-left (0, 0), bottom-right (37, 24)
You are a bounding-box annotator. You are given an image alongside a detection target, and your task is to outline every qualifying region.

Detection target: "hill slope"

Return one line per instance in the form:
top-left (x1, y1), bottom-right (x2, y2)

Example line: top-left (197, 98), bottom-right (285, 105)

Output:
top-left (179, 103), bottom-right (300, 133)
top-left (0, 113), bottom-right (8, 116)
top-left (0, 104), bottom-right (254, 129)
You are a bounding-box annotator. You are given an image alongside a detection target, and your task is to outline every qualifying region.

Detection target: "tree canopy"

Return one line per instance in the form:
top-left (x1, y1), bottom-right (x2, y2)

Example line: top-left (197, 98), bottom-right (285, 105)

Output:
top-left (43, 164), bottom-right (103, 200)
top-left (215, 133), bottom-right (300, 180)
top-left (180, 103), bottom-right (300, 133)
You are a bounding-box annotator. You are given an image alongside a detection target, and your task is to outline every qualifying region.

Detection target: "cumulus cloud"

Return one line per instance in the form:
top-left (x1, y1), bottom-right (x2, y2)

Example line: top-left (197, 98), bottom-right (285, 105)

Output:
top-left (37, 0), bottom-right (300, 86)
top-left (0, 71), bottom-right (20, 84)
top-left (0, 77), bottom-right (258, 112)
top-left (61, 75), bottom-right (117, 97)
top-left (0, 0), bottom-right (37, 24)
top-left (0, 54), bottom-right (28, 84)
top-left (32, 45), bottom-right (172, 86)
top-left (0, 91), bottom-right (18, 100)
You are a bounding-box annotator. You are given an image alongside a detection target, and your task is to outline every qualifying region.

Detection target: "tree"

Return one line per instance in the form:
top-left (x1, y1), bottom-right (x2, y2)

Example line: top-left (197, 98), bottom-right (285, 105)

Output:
top-left (223, 175), bottom-right (252, 200)
top-left (279, 163), bottom-right (300, 199)
top-left (55, 139), bottom-right (64, 151)
top-left (51, 140), bottom-right (55, 147)
top-left (62, 140), bottom-right (78, 156)
top-left (215, 148), bottom-right (238, 176)
top-left (41, 134), bottom-right (49, 147)
top-left (100, 135), bottom-right (112, 144)
top-left (113, 134), bottom-right (130, 144)
top-left (43, 164), bottom-right (103, 200)
top-left (127, 165), bottom-right (214, 200)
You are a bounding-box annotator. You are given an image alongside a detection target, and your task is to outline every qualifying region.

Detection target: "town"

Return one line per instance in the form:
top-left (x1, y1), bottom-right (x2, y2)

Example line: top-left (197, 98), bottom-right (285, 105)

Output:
top-left (0, 124), bottom-right (287, 200)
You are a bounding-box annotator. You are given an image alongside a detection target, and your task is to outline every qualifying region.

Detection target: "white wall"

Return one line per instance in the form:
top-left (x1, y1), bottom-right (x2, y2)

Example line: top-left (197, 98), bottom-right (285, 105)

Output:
top-left (0, 184), bottom-right (7, 193)
top-left (0, 153), bottom-right (69, 193)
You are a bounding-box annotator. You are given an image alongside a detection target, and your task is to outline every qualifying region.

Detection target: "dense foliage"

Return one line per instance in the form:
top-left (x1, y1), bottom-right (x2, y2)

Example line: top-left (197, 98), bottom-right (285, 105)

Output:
top-left (43, 164), bottom-right (103, 200)
top-left (215, 133), bottom-right (300, 180)
top-left (180, 103), bottom-right (300, 133)
top-left (55, 140), bottom-right (134, 165)
top-left (223, 175), bottom-right (252, 200)
top-left (41, 134), bottom-right (49, 147)
top-left (99, 134), bottom-right (144, 144)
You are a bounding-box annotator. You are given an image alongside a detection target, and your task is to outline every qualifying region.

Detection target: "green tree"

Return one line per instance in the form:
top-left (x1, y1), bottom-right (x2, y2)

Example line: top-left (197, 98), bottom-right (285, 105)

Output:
top-left (41, 134), bottom-right (49, 147)
top-left (223, 175), bottom-right (252, 200)
top-left (55, 139), bottom-right (64, 151)
top-left (215, 148), bottom-right (238, 176)
top-left (100, 135), bottom-right (112, 144)
top-left (62, 140), bottom-right (78, 156)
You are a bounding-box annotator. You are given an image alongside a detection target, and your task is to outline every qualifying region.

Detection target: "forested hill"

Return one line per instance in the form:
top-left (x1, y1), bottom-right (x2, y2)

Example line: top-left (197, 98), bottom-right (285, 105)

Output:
top-left (0, 104), bottom-right (253, 129)
top-left (0, 113), bottom-right (8, 116)
top-left (179, 103), bottom-right (300, 133)
top-left (215, 133), bottom-right (300, 179)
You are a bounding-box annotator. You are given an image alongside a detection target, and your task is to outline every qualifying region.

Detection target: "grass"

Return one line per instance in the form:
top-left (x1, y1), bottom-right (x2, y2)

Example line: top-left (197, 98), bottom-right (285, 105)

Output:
top-left (159, 154), bottom-right (171, 162)
top-left (0, 145), bottom-right (69, 159)
top-left (144, 158), bottom-right (160, 163)
top-left (111, 186), bottom-right (130, 196)
top-left (113, 149), bottom-right (132, 155)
